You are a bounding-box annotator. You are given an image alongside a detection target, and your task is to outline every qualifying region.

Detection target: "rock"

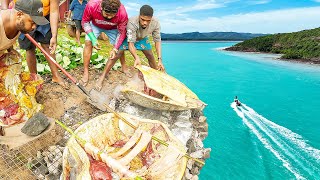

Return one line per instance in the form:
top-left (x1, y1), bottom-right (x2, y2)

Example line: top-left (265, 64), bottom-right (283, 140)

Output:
top-left (197, 124), bottom-right (208, 132)
top-left (198, 132), bottom-right (208, 140)
top-left (184, 169), bottom-right (193, 179)
top-left (191, 167), bottom-right (199, 175)
top-left (190, 150), bottom-right (203, 159)
top-left (21, 112), bottom-right (50, 136)
top-left (47, 160), bottom-right (61, 175)
top-left (108, 98), bottom-right (117, 110)
top-left (34, 165), bottom-right (49, 179)
top-left (177, 110), bottom-right (192, 121)
top-left (199, 116), bottom-right (206, 123)
top-left (195, 138), bottom-right (204, 148)
top-left (123, 104), bottom-right (140, 116)
top-left (172, 127), bottom-right (193, 146)
top-left (191, 175), bottom-right (199, 180)
top-left (37, 151), bottom-right (43, 159)
top-left (187, 159), bottom-right (193, 170)
top-left (45, 173), bottom-right (59, 180)
top-left (174, 119), bottom-right (192, 128)
top-left (203, 148), bottom-right (211, 159)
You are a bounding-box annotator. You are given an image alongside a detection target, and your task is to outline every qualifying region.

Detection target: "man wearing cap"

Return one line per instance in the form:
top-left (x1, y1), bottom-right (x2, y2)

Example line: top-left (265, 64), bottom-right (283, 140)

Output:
top-left (1, 0), bottom-right (68, 88)
top-left (0, 8), bottom-right (37, 55)
top-left (80, 0), bottom-right (128, 91)
top-left (0, 8), bottom-right (43, 136)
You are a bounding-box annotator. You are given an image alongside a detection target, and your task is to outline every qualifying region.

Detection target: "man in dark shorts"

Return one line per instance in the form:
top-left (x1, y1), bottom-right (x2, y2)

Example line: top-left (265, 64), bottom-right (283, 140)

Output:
top-left (2, 0), bottom-right (68, 88)
top-left (67, 0), bottom-right (87, 45)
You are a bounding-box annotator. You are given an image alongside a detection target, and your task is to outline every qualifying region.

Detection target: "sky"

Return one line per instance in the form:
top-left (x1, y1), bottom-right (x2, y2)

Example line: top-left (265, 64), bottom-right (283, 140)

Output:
top-left (121, 0), bottom-right (320, 34)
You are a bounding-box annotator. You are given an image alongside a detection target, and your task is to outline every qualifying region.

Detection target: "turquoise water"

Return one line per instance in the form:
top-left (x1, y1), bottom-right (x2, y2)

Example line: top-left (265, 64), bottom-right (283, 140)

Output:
top-left (162, 42), bottom-right (320, 179)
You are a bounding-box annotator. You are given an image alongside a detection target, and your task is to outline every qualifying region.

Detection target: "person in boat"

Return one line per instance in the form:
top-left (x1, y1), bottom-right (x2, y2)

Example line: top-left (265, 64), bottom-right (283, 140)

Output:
top-left (234, 96), bottom-right (241, 106)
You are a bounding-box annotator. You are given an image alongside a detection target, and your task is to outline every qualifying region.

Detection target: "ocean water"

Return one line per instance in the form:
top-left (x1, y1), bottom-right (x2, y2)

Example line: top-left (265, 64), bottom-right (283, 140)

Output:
top-left (162, 42), bottom-right (320, 179)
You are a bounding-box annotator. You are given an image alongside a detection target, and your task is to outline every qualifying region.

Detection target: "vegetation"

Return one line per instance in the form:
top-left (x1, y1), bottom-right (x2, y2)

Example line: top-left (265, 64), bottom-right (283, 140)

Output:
top-left (226, 28), bottom-right (320, 63)
top-left (19, 26), bottom-right (157, 74)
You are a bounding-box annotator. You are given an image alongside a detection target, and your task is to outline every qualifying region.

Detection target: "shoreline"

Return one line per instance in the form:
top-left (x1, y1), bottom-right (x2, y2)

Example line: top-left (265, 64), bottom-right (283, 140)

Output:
top-left (223, 47), bottom-right (320, 66)
top-left (163, 40), bottom-right (243, 43)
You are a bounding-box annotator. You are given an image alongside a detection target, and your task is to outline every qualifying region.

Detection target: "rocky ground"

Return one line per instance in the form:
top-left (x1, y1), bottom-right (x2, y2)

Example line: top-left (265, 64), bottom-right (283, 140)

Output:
top-left (2, 65), bottom-right (210, 180)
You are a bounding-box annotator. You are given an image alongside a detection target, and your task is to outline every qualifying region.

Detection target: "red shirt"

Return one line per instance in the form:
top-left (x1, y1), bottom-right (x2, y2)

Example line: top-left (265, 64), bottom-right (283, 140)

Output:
top-left (82, 0), bottom-right (128, 49)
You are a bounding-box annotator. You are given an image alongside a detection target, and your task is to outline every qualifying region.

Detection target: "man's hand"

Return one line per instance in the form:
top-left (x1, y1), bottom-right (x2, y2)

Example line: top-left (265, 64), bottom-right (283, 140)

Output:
top-left (49, 37), bottom-right (57, 54)
top-left (109, 48), bottom-right (118, 60)
top-left (134, 57), bottom-right (141, 67)
top-left (157, 61), bottom-right (165, 72)
top-left (93, 41), bottom-right (101, 50)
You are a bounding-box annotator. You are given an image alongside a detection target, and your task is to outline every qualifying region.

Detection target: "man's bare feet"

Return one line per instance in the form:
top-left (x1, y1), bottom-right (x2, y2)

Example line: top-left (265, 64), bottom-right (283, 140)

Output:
top-left (52, 76), bottom-right (70, 89)
top-left (120, 66), bottom-right (132, 78)
top-left (94, 76), bottom-right (104, 92)
top-left (80, 73), bottom-right (89, 87)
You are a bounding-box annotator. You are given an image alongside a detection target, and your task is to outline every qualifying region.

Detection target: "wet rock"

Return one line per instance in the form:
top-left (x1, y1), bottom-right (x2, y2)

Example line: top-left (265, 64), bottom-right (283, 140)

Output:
top-left (197, 123), bottom-right (208, 132)
top-left (198, 132), bottom-right (208, 140)
top-left (203, 148), bottom-right (211, 159)
top-left (21, 112), bottom-right (50, 136)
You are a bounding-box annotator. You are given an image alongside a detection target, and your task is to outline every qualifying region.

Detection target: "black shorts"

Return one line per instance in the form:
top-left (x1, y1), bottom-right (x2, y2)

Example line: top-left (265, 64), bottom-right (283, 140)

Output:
top-left (74, 20), bottom-right (82, 30)
top-left (19, 29), bottom-right (52, 50)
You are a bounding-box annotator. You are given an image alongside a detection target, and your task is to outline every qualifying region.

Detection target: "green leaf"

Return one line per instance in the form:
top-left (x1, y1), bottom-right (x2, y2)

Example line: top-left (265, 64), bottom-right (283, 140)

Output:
top-left (63, 56), bottom-right (71, 67)
top-left (95, 55), bottom-right (104, 62)
top-left (37, 63), bottom-right (45, 72)
top-left (76, 47), bottom-right (83, 55)
top-left (44, 65), bottom-right (51, 72)
top-left (56, 54), bottom-right (63, 63)
top-left (94, 63), bottom-right (104, 69)
top-left (112, 62), bottom-right (121, 70)
top-left (69, 61), bottom-right (77, 69)
top-left (91, 53), bottom-right (98, 60)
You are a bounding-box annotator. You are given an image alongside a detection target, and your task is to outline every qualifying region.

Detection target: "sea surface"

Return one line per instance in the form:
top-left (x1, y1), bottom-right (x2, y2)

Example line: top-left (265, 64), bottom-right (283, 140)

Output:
top-left (162, 42), bottom-right (320, 179)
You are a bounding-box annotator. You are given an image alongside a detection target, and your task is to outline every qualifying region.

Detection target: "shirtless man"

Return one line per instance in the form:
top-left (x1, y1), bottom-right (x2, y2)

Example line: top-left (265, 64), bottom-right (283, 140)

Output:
top-left (0, 8), bottom-right (43, 136)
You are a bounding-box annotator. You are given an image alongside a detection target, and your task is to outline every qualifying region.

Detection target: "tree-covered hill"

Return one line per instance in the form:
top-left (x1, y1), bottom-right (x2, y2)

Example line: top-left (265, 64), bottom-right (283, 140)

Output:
top-left (225, 28), bottom-right (320, 64)
top-left (161, 32), bottom-right (266, 41)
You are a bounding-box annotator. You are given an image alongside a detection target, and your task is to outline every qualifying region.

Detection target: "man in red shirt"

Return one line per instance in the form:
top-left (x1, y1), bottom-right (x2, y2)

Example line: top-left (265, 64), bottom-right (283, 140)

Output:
top-left (80, 0), bottom-right (128, 91)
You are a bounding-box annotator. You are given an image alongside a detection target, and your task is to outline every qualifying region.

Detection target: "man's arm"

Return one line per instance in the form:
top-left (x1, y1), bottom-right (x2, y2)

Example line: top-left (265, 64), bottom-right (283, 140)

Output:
top-left (128, 42), bottom-right (141, 67)
top-left (126, 21), bottom-right (140, 66)
top-left (67, 0), bottom-right (75, 20)
top-left (152, 21), bottom-right (165, 71)
top-left (110, 11), bottom-right (128, 59)
top-left (155, 41), bottom-right (164, 71)
top-left (0, 0), bottom-right (10, 9)
top-left (49, 0), bottom-right (59, 53)
top-left (67, 10), bottom-right (72, 20)
top-left (81, 3), bottom-right (98, 48)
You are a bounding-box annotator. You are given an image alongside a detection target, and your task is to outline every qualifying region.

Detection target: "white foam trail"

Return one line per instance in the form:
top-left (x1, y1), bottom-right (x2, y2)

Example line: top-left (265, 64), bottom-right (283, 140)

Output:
top-left (231, 102), bottom-right (305, 179)
top-left (242, 103), bottom-right (320, 162)
top-left (240, 106), bottom-right (318, 175)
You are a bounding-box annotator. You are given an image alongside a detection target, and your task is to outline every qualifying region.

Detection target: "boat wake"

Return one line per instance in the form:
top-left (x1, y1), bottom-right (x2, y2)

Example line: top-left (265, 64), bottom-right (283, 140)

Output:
top-left (231, 102), bottom-right (320, 179)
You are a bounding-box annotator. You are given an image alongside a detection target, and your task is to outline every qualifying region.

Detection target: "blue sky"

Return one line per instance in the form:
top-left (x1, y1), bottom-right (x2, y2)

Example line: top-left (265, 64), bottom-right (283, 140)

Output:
top-left (121, 0), bottom-right (320, 34)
